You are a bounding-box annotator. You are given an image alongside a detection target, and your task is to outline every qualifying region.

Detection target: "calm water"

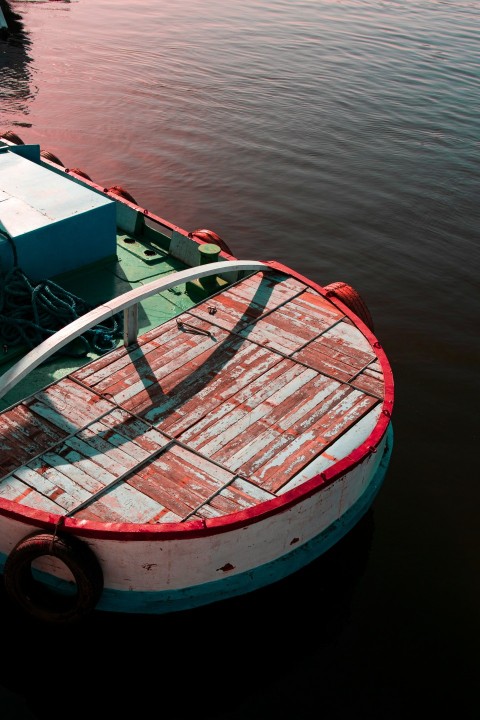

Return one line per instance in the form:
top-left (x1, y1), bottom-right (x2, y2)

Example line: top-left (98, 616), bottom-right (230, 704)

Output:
top-left (1, 1), bottom-right (479, 717)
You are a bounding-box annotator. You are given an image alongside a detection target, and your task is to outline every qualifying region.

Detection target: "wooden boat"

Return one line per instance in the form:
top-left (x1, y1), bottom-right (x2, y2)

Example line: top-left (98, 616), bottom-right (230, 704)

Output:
top-left (0, 130), bottom-right (394, 624)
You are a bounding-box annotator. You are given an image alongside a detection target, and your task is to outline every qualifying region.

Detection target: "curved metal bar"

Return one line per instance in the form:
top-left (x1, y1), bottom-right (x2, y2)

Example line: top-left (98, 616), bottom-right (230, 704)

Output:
top-left (0, 259), bottom-right (270, 399)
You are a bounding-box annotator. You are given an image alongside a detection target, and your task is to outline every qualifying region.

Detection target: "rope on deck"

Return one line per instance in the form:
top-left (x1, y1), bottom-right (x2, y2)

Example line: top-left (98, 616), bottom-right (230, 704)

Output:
top-left (0, 230), bottom-right (122, 355)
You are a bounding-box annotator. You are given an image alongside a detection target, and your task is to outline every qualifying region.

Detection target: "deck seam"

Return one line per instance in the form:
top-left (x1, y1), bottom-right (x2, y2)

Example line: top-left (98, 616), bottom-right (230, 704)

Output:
top-left (63, 378), bottom-right (264, 519)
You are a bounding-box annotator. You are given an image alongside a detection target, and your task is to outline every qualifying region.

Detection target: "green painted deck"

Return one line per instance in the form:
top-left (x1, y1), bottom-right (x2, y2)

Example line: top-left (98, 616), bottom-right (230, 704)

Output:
top-left (0, 230), bottom-right (213, 410)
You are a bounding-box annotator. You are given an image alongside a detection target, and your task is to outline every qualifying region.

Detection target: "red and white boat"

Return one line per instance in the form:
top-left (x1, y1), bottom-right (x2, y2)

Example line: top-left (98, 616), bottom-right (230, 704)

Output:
top-left (0, 131), bottom-right (394, 623)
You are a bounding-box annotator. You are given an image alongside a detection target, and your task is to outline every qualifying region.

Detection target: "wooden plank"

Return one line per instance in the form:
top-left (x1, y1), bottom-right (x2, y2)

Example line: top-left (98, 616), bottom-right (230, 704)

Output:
top-left (292, 321), bottom-right (377, 382)
top-left (351, 360), bottom-right (385, 398)
top-left (226, 271), bottom-right (306, 307)
top-left (67, 428), bottom-right (144, 484)
top-left (0, 473), bottom-right (64, 512)
top-left (190, 291), bottom-right (266, 331)
top-left (73, 482), bottom-right (176, 524)
top-left (191, 272), bottom-right (306, 331)
top-left (195, 476), bottom-right (276, 519)
top-left (129, 444), bottom-right (237, 520)
top-left (0, 403), bottom-right (69, 446)
top-left (8, 433), bottom-right (180, 523)
top-left (206, 380), bottom-right (352, 476)
top-left (0, 403), bottom-right (68, 475)
top-left (109, 335), bottom-right (271, 427)
top-left (249, 391), bottom-right (379, 492)
top-left (72, 338), bottom-right (143, 385)
top-left (237, 311), bottom-right (312, 354)
top-left (299, 288), bottom-right (346, 321)
top-left (157, 342), bottom-right (284, 435)
top-left (311, 319), bottom-right (375, 356)
top-left (73, 321), bottom-right (180, 385)
top-left (291, 344), bottom-right (356, 382)
top-left (117, 335), bottom-right (241, 418)
top-left (93, 325), bottom-right (224, 409)
top-left (13, 460), bottom-right (99, 511)
top-left (175, 357), bottom-right (302, 442)
top-left (80, 407), bottom-right (169, 453)
top-left (183, 365), bottom-right (317, 458)
top-left (78, 314), bottom-right (205, 385)
top-left (229, 287), bottom-right (346, 354)
top-left (26, 379), bottom-right (115, 433)
top-left (277, 291), bottom-right (345, 335)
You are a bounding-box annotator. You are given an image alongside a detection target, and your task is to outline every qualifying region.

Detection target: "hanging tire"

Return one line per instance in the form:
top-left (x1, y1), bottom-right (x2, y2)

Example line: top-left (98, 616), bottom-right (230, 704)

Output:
top-left (189, 228), bottom-right (233, 255)
top-left (40, 149), bottom-right (65, 166)
top-left (1, 130), bottom-right (24, 145)
top-left (108, 185), bottom-right (138, 204)
top-left (324, 281), bottom-right (374, 332)
top-left (4, 531), bottom-right (104, 624)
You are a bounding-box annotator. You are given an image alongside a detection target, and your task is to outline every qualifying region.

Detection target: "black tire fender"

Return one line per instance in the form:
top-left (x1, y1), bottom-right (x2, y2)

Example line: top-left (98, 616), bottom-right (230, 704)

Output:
top-left (4, 531), bottom-right (104, 624)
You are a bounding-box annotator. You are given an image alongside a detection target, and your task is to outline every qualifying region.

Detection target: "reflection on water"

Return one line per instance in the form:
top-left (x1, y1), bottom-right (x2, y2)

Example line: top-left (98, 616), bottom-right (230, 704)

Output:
top-left (0, 511), bottom-right (374, 719)
top-left (0, 0), bottom-right (34, 121)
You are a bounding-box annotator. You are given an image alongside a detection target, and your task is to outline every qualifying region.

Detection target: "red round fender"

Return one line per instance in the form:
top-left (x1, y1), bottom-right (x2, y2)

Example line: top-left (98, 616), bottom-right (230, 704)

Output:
top-left (324, 281), bottom-right (374, 332)
top-left (40, 149), bottom-right (65, 166)
top-left (4, 532), bottom-right (104, 624)
top-left (1, 130), bottom-right (24, 145)
top-left (107, 185), bottom-right (138, 204)
top-left (69, 167), bottom-right (92, 181)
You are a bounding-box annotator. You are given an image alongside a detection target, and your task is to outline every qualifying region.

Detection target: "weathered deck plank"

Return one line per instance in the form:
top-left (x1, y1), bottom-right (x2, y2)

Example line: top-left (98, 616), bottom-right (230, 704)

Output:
top-left (0, 272), bottom-right (385, 523)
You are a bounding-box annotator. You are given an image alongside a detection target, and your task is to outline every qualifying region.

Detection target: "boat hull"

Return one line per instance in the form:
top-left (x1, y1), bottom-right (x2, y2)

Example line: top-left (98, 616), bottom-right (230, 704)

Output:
top-left (0, 424), bottom-right (392, 615)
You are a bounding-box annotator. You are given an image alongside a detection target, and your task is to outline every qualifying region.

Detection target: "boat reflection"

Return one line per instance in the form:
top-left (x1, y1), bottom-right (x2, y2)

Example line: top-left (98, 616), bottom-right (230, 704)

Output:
top-left (0, 509), bottom-right (375, 717)
top-left (0, 1), bottom-right (35, 124)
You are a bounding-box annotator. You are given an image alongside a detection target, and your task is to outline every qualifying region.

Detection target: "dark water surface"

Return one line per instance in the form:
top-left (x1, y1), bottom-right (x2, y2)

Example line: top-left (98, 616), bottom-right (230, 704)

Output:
top-left (1, 1), bottom-right (479, 717)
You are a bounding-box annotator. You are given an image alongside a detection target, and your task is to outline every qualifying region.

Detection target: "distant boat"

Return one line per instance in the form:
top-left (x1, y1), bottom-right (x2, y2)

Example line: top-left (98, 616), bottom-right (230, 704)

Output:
top-left (0, 131), bottom-right (394, 624)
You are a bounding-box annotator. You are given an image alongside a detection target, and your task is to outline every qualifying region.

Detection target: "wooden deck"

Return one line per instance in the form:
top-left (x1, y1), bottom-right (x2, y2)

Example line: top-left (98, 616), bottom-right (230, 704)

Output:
top-left (0, 269), bottom-right (385, 525)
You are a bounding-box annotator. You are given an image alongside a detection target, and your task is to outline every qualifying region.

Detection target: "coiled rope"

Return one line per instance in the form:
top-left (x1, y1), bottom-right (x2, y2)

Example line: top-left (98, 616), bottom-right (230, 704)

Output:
top-left (0, 230), bottom-right (122, 356)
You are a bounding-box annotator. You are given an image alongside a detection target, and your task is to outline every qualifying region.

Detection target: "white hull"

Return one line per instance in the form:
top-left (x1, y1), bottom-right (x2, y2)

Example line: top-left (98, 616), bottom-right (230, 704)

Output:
top-left (0, 425), bottom-right (392, 614)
